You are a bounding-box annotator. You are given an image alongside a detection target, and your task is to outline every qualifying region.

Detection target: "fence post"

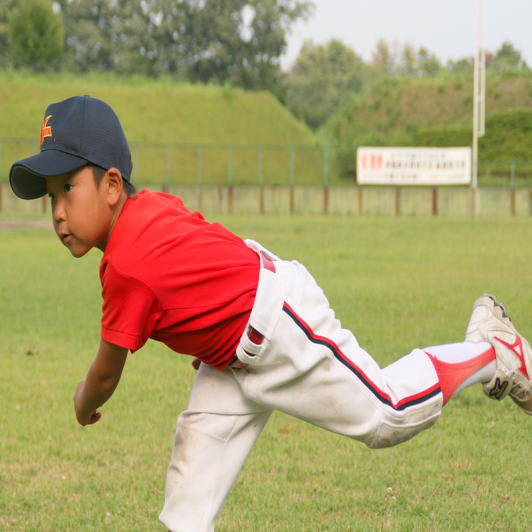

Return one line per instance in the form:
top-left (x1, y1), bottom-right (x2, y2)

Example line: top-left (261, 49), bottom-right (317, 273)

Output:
top-left (226, 145), bottom-right (233, 213)
top-left (289, 146), bottom-right (295, 215)
top-left (509, 161), bottom-right (516, 216)
top-left (289, 146), bottom-right (295, 186)
top-left (289, 185), bottom-right (295, 215)
top-left (227, 145), bottom-right (233, 185)
top-left (259, 185), bottom-right (265, 215)
top-left (258, 145), bottom-right (263, 186)
top-left (227, 145), bottom-right (233, 213)
top-left (163, 145), bottom-right (171, 192)
top-left (394, 187), bottom-right (401, 216)
top-left (258, 146), bottom-right (264, 214)
top-left (227, 185), bottom-right (234, 214)
top-left (0, 139), bottom-right (3, 195)
top-left (196, 145), bottom-right (203, 211)
top-left (432, 187), bottom-right (438, 216)
top-left (196, 145), bottom-right (203, 185)
top-left (323, 145), bottom-right (329, 214)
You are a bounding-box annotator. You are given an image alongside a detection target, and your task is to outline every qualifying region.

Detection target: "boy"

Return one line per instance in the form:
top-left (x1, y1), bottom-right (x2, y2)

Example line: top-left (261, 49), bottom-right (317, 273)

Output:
top-left (9, 95), bottom-right (531, 532)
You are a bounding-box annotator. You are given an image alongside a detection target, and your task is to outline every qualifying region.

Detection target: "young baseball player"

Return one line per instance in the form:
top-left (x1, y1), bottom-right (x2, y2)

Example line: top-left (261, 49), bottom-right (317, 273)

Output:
top-left (9, 95), bottom-right (531, 532)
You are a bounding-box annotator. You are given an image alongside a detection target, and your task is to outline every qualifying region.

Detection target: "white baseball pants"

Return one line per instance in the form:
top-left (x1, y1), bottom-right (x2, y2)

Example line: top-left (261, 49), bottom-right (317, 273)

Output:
top-left (159, 242), bottom-right (443, 531)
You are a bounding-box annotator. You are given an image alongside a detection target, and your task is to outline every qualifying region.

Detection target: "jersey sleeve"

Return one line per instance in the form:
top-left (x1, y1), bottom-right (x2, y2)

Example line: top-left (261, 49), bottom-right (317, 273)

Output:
top-left (100, 261), bottom-right (162, 352)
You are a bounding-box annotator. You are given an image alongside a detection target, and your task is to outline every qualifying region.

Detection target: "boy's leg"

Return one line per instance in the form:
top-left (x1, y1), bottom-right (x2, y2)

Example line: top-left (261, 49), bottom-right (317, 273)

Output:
top-left (236, 261), bottom-right (529, 450)
top-left (235, 261), bottom-right (444, 448)
top-left (159, 363), bottom-right (271, 532)
top-left (239, 302), bottom-right (443, 448)
top-left (423, 341), bottom-right (496, 405)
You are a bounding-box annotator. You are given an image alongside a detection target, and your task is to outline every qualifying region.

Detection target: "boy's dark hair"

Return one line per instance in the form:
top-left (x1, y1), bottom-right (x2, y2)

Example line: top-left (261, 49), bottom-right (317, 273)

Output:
top-left (91, 165), bottom-right (136, 197)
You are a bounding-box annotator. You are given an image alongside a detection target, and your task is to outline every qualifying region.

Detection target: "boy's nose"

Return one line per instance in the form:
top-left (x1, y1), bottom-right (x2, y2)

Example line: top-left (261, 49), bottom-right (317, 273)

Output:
top-left (52, 199), bottom-right (66, 223)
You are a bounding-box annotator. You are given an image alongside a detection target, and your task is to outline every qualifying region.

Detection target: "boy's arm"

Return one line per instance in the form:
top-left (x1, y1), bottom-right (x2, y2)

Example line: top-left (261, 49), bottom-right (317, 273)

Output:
top-left (73, 339), bottom-right (128, 426)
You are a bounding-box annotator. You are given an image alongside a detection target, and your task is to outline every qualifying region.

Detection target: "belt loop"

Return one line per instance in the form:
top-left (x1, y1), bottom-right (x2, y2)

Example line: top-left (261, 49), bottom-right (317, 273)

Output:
top-left (247, 325), bottom-right (264, 345)
top-left (259, 250), bottom-right (276, 273)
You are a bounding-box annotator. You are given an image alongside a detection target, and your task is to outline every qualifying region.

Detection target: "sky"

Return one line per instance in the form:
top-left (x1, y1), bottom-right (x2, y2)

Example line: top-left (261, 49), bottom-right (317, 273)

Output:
top-left (281, 0), bottom-right (532, 70)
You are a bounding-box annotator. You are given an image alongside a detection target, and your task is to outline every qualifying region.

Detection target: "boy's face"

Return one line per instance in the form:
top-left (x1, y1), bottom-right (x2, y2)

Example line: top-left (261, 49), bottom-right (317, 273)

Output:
top-left (47, 166), bottom-right (116, 258)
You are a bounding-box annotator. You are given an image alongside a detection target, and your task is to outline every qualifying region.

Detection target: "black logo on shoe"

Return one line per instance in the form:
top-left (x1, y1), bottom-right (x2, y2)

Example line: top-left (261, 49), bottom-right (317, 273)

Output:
top-left (488, 378), bottom-right (509, 400)
top-left (495, 303), bottom-right (511, 320)
top-left (487, 295), bottom-right (511, 320)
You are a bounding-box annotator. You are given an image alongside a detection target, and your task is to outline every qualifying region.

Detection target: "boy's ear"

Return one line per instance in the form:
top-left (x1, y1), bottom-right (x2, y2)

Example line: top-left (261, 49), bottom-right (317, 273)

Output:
top-left (104, 167), bottom-right (125, 206)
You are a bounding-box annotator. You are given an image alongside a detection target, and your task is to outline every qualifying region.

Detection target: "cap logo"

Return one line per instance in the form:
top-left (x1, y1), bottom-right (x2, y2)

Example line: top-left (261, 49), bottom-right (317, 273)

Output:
top-left (40, 115), bottom-right (52, 145)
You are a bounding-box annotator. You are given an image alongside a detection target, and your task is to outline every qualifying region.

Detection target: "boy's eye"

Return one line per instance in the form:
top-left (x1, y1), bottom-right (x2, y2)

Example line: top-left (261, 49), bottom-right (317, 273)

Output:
top-left (64, 183), bottom-right (73, 192)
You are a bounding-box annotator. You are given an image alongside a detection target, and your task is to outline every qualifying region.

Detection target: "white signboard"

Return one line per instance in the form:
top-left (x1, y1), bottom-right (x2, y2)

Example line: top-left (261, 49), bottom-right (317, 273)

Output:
top-left (357, 147), bottom-right (471, 185)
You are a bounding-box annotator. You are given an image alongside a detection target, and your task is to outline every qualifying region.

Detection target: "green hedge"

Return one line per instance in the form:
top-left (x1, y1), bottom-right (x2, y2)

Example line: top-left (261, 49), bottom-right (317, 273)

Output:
top-left (337, 108), bottom-right (532, 181)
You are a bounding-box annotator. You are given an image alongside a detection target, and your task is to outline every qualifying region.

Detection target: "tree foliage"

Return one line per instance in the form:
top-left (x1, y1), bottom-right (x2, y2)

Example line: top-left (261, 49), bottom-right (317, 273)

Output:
top-left (0, 0), bottom-right (19, 67)
top-left (7, 0), bottom-right (64, 71)
top-left (371, 38), bottom-right (392, 74)
top-left (54, 0), bottom-right (153, 75)
top-left (370, 40), bottom-right (441, 78)
top-left (285, 39), bottom-right (366, 129)
top-left (490, 41), bottom-right (528, 72)
top-left (54, 0), bottom-right (312, 91)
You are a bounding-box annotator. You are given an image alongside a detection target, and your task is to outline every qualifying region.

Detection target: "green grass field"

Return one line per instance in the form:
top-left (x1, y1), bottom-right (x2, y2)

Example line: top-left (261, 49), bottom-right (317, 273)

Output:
top-left (1, 216), bottom-right (531, 531)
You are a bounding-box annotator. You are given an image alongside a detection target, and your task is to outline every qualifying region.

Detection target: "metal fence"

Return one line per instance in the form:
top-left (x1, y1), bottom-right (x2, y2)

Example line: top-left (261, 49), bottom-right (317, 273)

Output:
top-left (1, 137), bottom-right (531, 187)
top-left (2, 181), bottom-right (530, 217)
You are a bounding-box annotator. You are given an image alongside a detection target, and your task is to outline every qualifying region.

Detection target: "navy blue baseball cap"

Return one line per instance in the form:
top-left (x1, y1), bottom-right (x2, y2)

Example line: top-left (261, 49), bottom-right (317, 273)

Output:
top-left (9, 95), bottom-right (133, 199)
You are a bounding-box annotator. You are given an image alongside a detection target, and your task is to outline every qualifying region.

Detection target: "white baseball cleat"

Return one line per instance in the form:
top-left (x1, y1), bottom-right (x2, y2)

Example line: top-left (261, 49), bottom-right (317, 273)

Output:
top-left (466, 294), bottom-right (532, 415)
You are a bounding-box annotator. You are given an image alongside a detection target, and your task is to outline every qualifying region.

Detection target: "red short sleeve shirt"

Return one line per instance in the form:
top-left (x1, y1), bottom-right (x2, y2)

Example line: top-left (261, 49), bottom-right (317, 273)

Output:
top-left (100, 190), bottom-right (259, 369)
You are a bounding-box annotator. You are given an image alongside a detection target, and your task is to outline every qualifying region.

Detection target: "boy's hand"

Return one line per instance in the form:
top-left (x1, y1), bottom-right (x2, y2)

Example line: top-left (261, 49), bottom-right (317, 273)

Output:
top-left (73, 341), bottom-right (128, 426)
top-left (74, 381), bottom-right (102, 425)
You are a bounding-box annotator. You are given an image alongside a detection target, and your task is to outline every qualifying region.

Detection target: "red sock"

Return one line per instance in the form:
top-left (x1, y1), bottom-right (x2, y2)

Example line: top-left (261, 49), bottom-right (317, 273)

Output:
top-left (427, 346), bottom-right (496, 405)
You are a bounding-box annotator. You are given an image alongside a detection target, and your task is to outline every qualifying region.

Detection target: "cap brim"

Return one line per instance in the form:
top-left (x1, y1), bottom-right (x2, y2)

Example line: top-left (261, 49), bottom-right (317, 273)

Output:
top-left (9, 149), bottom-right (88, 199)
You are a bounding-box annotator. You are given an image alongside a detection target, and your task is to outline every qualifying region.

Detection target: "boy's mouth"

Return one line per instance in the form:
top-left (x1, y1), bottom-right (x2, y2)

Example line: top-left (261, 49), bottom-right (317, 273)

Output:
top-left (60, 232), bottom-right (72, 244)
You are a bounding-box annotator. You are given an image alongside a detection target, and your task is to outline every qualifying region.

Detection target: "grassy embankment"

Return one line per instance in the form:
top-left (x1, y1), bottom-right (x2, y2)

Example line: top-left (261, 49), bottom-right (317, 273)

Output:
top-left (0, 72), bottom-right (321, 186)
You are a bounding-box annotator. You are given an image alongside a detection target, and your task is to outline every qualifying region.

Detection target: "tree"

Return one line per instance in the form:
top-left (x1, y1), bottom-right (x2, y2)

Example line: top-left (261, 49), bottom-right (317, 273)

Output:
top-left (417, 47), bottom-right (440, 77)
top-left (398, 43), bottom-right (417, 76)
top-left (0, 0), bottom-right (19, 67)
top-left (8, 0), bottom-right (64, 71)
top-left (370, 40), bottom-right (441, 78)
top-left (182, 0), bottom-right (313, 92)
top-left (55, 0), bottom-right (313, 91)
top-left (490, 41), bottom-right (528, 72)
top-left (55, 0), bottom-right (154, 75)
top-left (371, 38), bottom-right (393, 74)
top-left (284, 39), bottom-right (366, 129)
top-left (370, 39), bottom-right (414, 77)
top-left (446, 56), bottom-right (472, 75)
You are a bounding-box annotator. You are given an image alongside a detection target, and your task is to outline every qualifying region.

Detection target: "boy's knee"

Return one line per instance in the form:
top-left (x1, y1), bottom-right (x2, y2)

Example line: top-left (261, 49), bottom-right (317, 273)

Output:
top-left (364, 412), bottom-right (440, 449)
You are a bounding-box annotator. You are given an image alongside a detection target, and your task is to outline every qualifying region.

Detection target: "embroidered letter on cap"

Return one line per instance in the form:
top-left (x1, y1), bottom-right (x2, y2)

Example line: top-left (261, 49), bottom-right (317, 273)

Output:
top-left (40, 115), bottom-right (52, 145)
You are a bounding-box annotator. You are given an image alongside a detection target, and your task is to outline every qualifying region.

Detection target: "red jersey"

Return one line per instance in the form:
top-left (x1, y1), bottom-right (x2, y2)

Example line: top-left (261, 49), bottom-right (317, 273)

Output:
top-left (99, 190), bottom-right (260, 369)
